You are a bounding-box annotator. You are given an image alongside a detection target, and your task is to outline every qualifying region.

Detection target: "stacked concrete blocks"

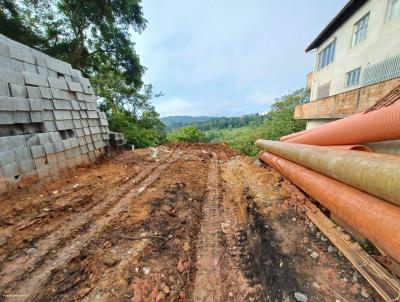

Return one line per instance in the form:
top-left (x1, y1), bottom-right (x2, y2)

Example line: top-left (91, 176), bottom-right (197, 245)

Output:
top-left (0, 34), bottom-right (111, 194)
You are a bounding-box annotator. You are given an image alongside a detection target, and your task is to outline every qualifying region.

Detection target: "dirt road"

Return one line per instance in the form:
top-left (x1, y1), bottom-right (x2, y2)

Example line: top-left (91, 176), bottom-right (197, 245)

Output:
top-left (0, 144), bottom-right (379, 301)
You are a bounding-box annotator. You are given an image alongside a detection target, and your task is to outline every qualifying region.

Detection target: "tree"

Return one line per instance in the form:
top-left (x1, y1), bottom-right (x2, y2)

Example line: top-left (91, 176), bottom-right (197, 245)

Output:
top-left (260, 88), bottom-right (308, 140)
top-left (1, 0), bottom-right (167, 148)
top-left (167, 127), bottom-right (208, 143)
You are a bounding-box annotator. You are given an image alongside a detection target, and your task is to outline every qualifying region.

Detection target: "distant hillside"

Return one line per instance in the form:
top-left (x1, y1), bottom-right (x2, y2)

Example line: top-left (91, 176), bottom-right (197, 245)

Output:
top-left (161, 116), bottom-right (218, 131)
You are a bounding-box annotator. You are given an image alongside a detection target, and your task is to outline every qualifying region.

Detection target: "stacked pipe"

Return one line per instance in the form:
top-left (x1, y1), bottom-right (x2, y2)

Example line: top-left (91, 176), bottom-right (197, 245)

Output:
top-left (256, 95), bottom-right (400, 264)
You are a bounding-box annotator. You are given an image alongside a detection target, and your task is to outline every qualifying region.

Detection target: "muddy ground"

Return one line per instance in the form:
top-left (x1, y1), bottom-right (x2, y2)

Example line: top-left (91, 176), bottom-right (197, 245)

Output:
top-left (0, 144), bottom-right (379, 301)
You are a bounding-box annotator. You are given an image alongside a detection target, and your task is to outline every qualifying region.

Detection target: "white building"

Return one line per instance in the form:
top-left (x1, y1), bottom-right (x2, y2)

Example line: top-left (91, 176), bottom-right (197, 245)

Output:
top-left (307, 0), bottom-right (400, 101)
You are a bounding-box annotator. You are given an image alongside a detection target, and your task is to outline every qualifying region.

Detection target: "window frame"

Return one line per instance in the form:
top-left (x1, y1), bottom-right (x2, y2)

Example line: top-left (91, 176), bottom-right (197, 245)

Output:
top-left (345, 67), bottom-right (362, 87)
top-left (317, 39), bottom-right (336, 70)
top-left (352, 13), bottom-right (369, 47)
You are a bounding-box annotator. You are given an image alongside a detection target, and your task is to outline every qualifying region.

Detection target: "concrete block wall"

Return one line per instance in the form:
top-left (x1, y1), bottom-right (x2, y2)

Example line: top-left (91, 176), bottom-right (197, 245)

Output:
top-left (0, 34), bottom-right (111, 194)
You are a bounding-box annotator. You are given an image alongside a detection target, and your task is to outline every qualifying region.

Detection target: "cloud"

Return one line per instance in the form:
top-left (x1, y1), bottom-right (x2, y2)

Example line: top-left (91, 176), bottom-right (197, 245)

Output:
top-left (134, 0), bottom-right (348, 117)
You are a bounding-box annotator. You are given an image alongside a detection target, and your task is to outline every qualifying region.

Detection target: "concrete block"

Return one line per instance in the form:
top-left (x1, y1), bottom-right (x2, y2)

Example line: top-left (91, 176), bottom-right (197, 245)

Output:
top-left (37, 66), bottom-right (48, 77)
top-left (67, 81), bottom-right (83, 92)
top-left (31, 145), bottom-right (45, 158)
top-left (85, 95), bottom-right (96, 103)
top-left (64, 120), bottom-right (74, 129)
top-left (0, 111), bottom-right (14, 124)
top-left (0, 42), bottom-right (9, 57)
top-left (41, 99), bottom-right (53, 110)
top-left (87, 143), bottom-right (95, 152)
top-left (8, 45), bottom-right (23, 61)
top-left (47, 154), bottom-right (58, 165)
top-left (38, 133), bottom-right (51, 145)
top-left (39, 87), bottom-right (52, 99)
top-left (25, 134), bottom-right (39, 147)
top-left (80, 144), bottom-right (89, 154)
top-left (29, 111), bottom-right (43, 123)
top-left (19, 159), bottom-right (35, 173)
top-left (75, 128), bottom-right (84, 137)
top-left (48, 77), bottom-right (68, 90)
top-left (15, 148), bottom-right (31, 161)
top-left (13, 97), bottom-right (30, 111)
top-left (75, 92), bottom-right (85, 101)
top-left (50, 88), bottom-right (61, 99)
top-left (62, 110), bottom-right (72, 120)
top-left (87, 111), bottom-right (98, 119)
top-left (9, 84), bottom-right (27, 97)
top-left (43, 143), bottom-right (56, 155)
top-left (23, 62), bottom-right (37, 73)
top-left (80, 111), bottom-right (88, 119)
top-left (37, 166), bottom-right (50, 180)
top-left (53, 99), bottom-right (63, 110)
top-left (42, 110), bottom-right (54, 121)
top-left (0, 56), bottom-right (12, 70)
top-left (58, 160), bottom-right (68, 171)
top-left (55, 120), bottom-right (65, 130)
top-left (0, 67), bottom-right (25, 85)
top-left (29, 99), bottom-right (43, 111)
top-left (59, 90), bottom-right (70, 100)
top-left (72, 147), bottom-right (81, 157)
top-left (71, 111), bottom-right (80, 119)
top-left (3, 162), bottom-right (20, 178)
top-left (56, 151), bottom-right (66, 162)
top-left (23, 71), bottom-right (49, 87)
top-left (48, 163), bottom-right (60, 180)
top-left (53, 110), bottom-right (63, 120)
top-left (73, 119), bottom-right (83, 128)
top-left (0, 82), bottom-right (9, 96)
top-left (0, 150), bottom-right (15, 165)
top-left (48, 70), bottom-right (57, 78)
top-left (79, 102), bottom-right (87, 110)
top-left (61, 100), bottom-right (72, 110)
top-left (11, 59), bottom-right (23, 73)
top-left (26, 86), bottom-right (41, 98)
top-left (71, 100), bottom-right (80, 110)
top-left (63, 139), bottom-right (72, 150)
top-left (9, 135), bottom-right (26, 148)
top-left (14, 112), bottom-right (29, 124)
top-left (49, 131), bottom-right (61, 142)
top-left (44, 121), bottom-right (56, 132)
top-left (100, 118), bottom-right (109, 126)
top-left (83, 128), bottom-right (91, 136)
top-left (0, 137), bottom-right (10, 151)
top-left (35, 56), bottom-right (47, 68)
top-left (21, 50), bottom-right (35, 64)
top-left (54, 141), bottom-right (64, 153)
top-left (65, 149), bottom-right (74, 159)
top-left (34, 157), bottom-right (46, 169)
top-left (70, 138), bottom-right (79, 148)
top-left (0, 96), bottom-right (14, 111)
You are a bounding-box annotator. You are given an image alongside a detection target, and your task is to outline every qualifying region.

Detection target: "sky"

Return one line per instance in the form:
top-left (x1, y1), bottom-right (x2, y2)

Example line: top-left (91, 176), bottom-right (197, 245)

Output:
top-left (132, 1), bottom-right (348, 117)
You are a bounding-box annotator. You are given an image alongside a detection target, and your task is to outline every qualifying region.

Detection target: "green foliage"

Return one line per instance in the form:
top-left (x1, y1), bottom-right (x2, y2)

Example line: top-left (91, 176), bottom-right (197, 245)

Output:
top-left (259, 88), bottom-right (308, 140)
top-left (0, 0), bottom-right (167, 148)
top-left (167, 126), bottom-right (208, 143)
top-left (108, 110), bottom-right (166, 148)
top-left (202, 88), bottom-right (309, 156)
top-left (162, 114), bottom-right (266, 132)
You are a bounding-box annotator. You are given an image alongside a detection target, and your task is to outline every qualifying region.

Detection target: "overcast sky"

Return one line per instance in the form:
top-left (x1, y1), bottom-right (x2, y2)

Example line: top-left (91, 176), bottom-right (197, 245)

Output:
top-left (133, 1), bottom-right (347, 117)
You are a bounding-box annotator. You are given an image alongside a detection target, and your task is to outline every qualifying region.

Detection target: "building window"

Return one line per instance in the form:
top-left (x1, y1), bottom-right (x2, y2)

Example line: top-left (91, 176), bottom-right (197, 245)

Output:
top-left (318, 40), bottom-right (336, 70)
top-left (389, 0), bottom-right (400, 20)
top-left (345, 67), bottom-right (361, 87)
top-left (352, 13), bottom-right (369, 46)
top-left (317, 82), bottom-right (331, 99)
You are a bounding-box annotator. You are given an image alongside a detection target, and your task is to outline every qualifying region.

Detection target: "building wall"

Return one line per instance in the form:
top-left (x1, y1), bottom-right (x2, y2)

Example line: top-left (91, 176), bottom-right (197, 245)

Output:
top-left (310, 0), bottom-right (400, 101)
top-left (0, 34), bottom-right (110, 194)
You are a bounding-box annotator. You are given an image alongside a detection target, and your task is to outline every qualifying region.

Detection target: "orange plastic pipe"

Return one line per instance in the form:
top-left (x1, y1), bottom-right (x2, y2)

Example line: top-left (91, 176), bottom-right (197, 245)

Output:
top-left (280, 101), bottom-right (400, 145)
top-left (258, 151), bottom-right (400, 264)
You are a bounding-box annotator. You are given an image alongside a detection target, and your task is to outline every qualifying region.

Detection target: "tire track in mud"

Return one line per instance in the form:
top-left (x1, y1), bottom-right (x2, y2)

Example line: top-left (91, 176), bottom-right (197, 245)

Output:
top-left (0, 152), bottom-right (176, 301)
top-left (193, 155), bottom-right (224, 302)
